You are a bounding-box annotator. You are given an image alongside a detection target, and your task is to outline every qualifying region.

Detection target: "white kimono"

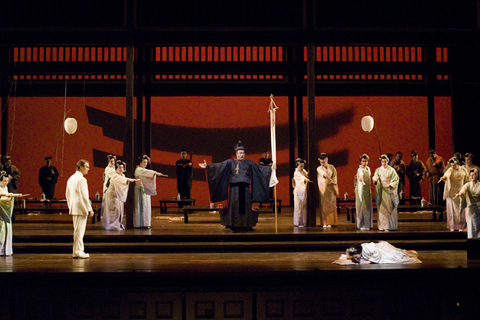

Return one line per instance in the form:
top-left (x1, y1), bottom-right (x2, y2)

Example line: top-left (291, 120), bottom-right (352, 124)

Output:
top-left (373, 165), bottom-right (399, 231)
top-left (361, 241), bottom-right (422, 264)
top-left (317, 164), bottom-right (339, 225)
top-left (0, 185), bottom-right (14, 256)
top-left (293, 168), bottom-right (308, 227)
top-left (134, 166), bottom-right (158, 228)
top-left (355, 165), bottom-right (373, 230)
top-left (442, 166), bottom-right (469, 230)
top-left (102, 172), bottom-right (130, 231)
top-left (458, 180), bottom-right (480, 238)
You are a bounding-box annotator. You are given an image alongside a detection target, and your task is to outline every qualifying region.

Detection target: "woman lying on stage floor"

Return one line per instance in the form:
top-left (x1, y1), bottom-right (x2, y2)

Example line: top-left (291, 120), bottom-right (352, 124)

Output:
top-left (333, 241), bottom-right (422, 265)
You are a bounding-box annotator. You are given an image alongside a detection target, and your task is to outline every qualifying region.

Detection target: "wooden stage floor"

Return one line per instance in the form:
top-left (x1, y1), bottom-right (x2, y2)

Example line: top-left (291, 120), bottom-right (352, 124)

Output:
top-left (4, 206), bottom-right (480, 320)
top-left (4, 206), bottom-right (480, 273)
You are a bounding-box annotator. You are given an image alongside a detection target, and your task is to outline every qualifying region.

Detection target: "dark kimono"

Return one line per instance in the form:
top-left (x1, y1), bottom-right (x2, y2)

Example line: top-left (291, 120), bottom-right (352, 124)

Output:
top-left (38, 165), bottom-right (59, 199)
top-left (206, 159), bottom-right (271, 229)
top-left (176, 158), bottom-right (193, 199)
top-left (406, 160), bottom-right (425, 198)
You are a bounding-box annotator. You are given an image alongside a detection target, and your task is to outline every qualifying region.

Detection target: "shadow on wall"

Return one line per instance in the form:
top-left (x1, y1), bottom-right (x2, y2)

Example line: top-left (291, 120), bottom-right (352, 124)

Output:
top-left (86, 105), bottom-right (354, 181)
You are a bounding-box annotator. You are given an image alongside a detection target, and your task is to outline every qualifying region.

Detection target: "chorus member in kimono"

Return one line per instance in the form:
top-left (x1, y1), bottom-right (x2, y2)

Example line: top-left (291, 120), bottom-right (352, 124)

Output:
top-left (66, 160), bottom-right (94, 259)
top-left (342, 241), bottom-right (422, 264)
top-left (0, 173), bottom-right (22, 256)
top-left (389, 151), bottom-right (406, 198)
top-left (3, 156), bottom-right (20, 195)
top-left (406, 151), bottom-right (425, 199)
top-left (292, 158), bottom-right (310, 227)
top-left (38, 156), bottom-right (59, 199)
top-left (200, 141), bottom-right (271, 232)
top-left (454, 168), bottom-right (480, 238)
top-left (355, 154), bottom-right (373, 231)
top-left (372, 154), bottom-right (400, 231)
top-left (100, 154), bottom-right (116, 218)
top-left (317, 153), bottom-right (339, 228)
top-left (176, 149), bottom-right (193, 199)
top-left (103, 161), bottom-right (139, 231)
top-left (439, 157), bottom-right (469, 231)
top-left (424, 149), bottom-right (445, 205)
top-left (464, 153), bottom-right (480, 173)
top-left (134, 155), bottom-right (166, 229)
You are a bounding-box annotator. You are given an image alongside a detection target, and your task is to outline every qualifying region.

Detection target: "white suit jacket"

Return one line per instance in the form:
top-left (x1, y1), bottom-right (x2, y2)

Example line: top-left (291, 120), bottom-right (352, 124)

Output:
top-left (66, 171), bottom-right (93, 216)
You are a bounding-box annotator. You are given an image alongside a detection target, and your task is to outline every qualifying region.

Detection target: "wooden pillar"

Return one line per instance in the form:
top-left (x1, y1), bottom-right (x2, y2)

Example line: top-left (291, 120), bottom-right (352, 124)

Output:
top-left (305, 0), bottom-right (317, 227)
top-left (144, 47), bottom-right (152, 157)
top-left (1, 47), bottom-right (9, 156)
top-left (125, 0), bottom-right (136, 229)
top-left (288, 46), bottom-right (296, 205)
top-left (426, 46), bottom-right (436, 150)
top-left (136, 46), bottom-right (145, 158)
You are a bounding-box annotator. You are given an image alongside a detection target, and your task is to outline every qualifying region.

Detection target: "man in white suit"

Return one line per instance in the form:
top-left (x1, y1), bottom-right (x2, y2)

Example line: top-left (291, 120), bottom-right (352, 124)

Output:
top-left (66, 159), bottom-right (94, 259)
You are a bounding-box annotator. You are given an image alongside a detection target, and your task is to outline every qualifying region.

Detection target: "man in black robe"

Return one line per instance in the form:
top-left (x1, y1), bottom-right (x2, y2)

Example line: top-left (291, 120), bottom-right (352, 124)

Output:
top-left (259, 150), bottom-right (273, 166)
top-left (406, 150), bottom-right (425, 199)
top-left (3, 156), bottom-right (20, 194)
top-left (200, 141), bottom-right (271, 232)
top-left (38, 156), bottom-right (59, 199)
top-left (176, 149), bottom-right (193, 199)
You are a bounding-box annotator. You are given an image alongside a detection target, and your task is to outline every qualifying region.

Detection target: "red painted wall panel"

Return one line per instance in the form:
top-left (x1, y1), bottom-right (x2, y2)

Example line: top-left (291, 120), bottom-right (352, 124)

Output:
top-left (4, 96), bottom-right (452, 207)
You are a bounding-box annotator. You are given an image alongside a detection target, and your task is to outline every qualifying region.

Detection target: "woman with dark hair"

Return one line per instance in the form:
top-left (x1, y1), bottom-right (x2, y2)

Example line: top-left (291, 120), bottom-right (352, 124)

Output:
top-left (102, 160), bottom-right (139, 230)
top-left (317, 153), bottom-right (339, 228)
top-left (292, 158), bottom-right (310, 227)
top-left (0, 172), bottom-right (22, 256)
top-left (439, 157), bottom-right (469, 231)
top-left (372, 154), bottom-right (400, 231)
top-left (134, 155), bottom-right (166, 228)
top-left (338, 241), bottom-right (422, 264)
top-left (100, 154), bottom-right (116, 219)
top-left (454, 168), bottom-right (480, 238)
top-left (355, 154), bottom-right (373, 231)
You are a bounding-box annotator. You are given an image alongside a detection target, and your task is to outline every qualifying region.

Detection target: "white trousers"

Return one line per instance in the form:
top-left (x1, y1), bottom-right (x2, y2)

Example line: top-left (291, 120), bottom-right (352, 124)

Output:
top-left (72, 214), bottom-right (87, 256)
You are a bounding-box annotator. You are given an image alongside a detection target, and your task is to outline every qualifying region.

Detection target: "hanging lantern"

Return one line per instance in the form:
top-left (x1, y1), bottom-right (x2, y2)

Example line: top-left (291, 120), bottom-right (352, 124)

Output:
top-left (361, 115), bottom-right (374, 133)
top-left (64, 117), bottom-right (78, 135)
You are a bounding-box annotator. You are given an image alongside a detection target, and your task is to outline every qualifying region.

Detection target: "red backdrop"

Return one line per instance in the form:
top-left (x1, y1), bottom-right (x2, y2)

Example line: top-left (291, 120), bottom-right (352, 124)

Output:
top-left (3, 95), bottom-right (452, 206)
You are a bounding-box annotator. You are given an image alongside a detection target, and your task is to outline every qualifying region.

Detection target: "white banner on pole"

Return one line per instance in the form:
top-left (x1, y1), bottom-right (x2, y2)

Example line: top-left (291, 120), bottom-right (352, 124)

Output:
top-left (268, 95), bottom-right (279, 188)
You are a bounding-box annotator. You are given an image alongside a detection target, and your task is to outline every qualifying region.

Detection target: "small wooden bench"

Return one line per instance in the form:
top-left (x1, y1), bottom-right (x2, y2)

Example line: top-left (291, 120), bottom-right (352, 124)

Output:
top-left (253, 198), bottom-right (282, 213)
top-left (182, 206), bottom-right (220, 223)
top-left (346, 204), bottom-right (445, 223)
top-left (13, 206), bottom-right (102, 223)
top-left (158, 198), bottom-right (196, 213)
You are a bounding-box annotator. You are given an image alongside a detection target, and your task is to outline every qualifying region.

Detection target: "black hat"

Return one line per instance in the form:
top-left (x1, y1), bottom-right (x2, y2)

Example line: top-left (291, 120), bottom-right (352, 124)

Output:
top-left (44, 156), bottom-right (52, 161)
top-left (181, 148), bottom-right (187, 154)
top-left (3, 155), bottom-right (11, 161)
top-left (411, 150), bottom-right (418, 156)
top-left (234, 141), bottom-right (245, 152)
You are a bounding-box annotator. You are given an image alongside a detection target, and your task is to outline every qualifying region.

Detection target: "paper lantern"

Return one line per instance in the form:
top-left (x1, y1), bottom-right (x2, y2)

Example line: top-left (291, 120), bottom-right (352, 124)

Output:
top-left (361, 115), bottom-right (374, 133)
top-left (64, 117), bottom-right (78, 135)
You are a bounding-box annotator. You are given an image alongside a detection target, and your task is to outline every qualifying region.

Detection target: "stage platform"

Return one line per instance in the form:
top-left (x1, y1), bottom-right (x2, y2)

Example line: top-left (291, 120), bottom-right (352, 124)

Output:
top-left (2, 207), bottom-right (480, 320)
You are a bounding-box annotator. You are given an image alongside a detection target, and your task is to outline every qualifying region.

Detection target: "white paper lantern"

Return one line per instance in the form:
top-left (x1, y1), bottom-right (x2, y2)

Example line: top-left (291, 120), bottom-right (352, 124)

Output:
top-left (361, 115), bottom-right (374, 133)
top-left (64, 117), bottom-right (78, 135)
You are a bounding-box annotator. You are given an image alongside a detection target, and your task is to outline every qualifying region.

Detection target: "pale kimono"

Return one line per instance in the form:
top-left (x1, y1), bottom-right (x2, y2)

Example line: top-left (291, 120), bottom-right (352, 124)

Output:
top-left (134, 166), bottom-right (158, 228)
top-left (102, 172), bottom-right (131, 230)
top-left (100, 165), bottom-right (116, 217)
top-left (293, 168), bottom-right (309, 227)
top-left (373, 165), bottom-right (399, 231)
top-left (0, 185), bottom-right (14, 256)
top-left (457, 180), bottom-right (480, 238)
top-left (355, 165), bottom-right (373, 230)
top-left (317, 164), bottom-right (339, 225)
top-left (442, 166), bottom-right (469, 230)
top-left (361, 241), bottom-right (422, 264)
